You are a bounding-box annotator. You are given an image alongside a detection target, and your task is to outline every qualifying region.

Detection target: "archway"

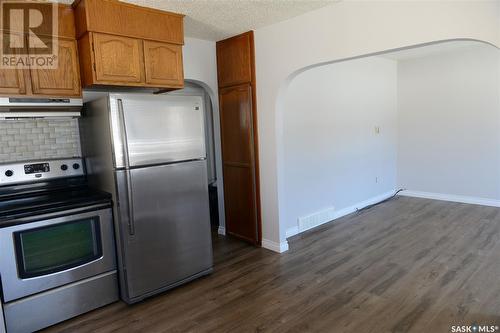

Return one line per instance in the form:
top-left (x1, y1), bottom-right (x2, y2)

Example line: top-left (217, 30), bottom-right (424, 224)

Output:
top-left (275, 39), bottom-right (500, 248)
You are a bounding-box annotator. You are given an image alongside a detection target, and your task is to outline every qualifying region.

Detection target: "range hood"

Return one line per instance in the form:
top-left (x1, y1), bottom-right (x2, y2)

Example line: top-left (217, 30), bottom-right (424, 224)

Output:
top-left (0, 97), bottom-right (82, 118)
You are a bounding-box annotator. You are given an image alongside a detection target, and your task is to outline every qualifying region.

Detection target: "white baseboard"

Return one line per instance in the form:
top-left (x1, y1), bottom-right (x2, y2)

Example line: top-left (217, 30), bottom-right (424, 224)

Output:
top-left (262, 238), bottom-right (289, 253)
top-left (217, 226), bottom-right (226, 235)
top-left (286, 190), bottom-right (397, 239)
top-left (399, 190), bottom-right (500, 207)
top-left (219, 226), bottom-right (288, 253)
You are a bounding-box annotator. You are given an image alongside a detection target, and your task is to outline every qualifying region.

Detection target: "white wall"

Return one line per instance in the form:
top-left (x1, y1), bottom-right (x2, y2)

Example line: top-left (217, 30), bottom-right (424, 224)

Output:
top-left (183, 37), bottom-right (226, 231)
top-left (253, 0), bottom-right (500, 251)
top-left (283, 57), bottom-right (398, 234)
top-left (183, 37), bottom-right (218, 98)
top-left (397, 44), bottom-right (500, 201)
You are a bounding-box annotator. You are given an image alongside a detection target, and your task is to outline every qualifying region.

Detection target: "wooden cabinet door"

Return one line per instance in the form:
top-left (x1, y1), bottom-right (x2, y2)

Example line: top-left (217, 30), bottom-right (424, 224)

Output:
top-left (30, 38), bottom-right (81, 97)
top-left (219, 84), bottom-right (259, 244)
top-left (0, 68), bottom-right (26, 96)
top-left (143, 40), bottom-right (183, 87)
top-left (216, 32), bottom-right (253, 88)
top-left (0, 33), bottom-right (26, 96)
top-left (92, 33), bottom-right (144, 84)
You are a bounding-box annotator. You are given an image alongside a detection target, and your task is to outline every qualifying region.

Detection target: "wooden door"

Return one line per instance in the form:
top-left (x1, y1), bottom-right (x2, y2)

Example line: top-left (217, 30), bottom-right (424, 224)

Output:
top-left (0, 33), bottom-right (26, 96)
top-left (92, 33), bottom-right (144, 84)
top-left (30, 38), bottom-right (81, 97)
top-left (219, 84), bottom-right (259, 244)
top-left (143, 40), bottom-right (183, 87)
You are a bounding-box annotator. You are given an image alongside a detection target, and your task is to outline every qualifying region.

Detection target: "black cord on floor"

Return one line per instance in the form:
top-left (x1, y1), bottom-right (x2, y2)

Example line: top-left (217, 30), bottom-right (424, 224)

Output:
top-left (355, 188), bottom-right (405, 213)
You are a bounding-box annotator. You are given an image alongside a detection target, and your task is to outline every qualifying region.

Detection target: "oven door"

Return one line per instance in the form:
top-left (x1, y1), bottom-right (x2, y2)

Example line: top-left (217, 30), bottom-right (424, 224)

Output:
top-left (0, 206), bottom-right (116, 302)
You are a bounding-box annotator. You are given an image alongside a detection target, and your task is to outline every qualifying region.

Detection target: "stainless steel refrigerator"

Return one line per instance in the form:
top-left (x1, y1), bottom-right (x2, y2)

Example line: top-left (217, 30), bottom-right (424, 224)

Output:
top-left (81, 93), bottom-right (213, 304)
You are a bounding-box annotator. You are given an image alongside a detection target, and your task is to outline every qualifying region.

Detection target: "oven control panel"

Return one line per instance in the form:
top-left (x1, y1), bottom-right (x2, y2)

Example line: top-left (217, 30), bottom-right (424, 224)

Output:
top-left (0, 159), bottom-right (85, 185)
top-left (24, 163), bottom-right (50, 174)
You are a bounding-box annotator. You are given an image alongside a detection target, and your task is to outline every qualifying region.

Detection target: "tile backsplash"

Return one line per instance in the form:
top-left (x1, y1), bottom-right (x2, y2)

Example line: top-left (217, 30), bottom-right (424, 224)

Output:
top-left (0, 119), bottom-right (81, 163)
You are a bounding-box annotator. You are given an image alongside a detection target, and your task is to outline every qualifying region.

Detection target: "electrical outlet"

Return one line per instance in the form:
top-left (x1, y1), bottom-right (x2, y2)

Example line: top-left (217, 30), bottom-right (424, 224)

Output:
top-left (375, 126), bottom-right (380, 134)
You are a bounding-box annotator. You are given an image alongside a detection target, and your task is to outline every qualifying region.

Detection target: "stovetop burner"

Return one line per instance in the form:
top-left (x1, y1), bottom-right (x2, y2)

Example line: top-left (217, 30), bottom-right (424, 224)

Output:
top-left (0, 159), bottom-right (112, 227)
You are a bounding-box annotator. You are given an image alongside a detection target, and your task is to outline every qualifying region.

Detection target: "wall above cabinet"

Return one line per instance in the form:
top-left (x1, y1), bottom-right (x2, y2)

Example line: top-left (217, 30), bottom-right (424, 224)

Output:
top-left (73, 0), bottom-right (185, 90)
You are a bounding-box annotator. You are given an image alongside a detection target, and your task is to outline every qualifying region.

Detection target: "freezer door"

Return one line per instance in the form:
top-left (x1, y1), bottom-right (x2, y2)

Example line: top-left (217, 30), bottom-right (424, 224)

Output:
top-left (110, 94), bottom-right (206, 168)
top-left (115, 160), bottom-right (213, 301)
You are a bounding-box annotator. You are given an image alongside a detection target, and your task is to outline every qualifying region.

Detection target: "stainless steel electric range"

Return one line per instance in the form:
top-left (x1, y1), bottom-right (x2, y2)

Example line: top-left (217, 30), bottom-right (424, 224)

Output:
top-left (0, 159), bottom-right (118, 333)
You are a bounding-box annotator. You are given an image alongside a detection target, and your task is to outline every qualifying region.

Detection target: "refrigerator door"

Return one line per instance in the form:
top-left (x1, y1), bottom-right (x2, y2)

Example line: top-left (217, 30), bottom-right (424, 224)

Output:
top-left (115, 160), bottom-right (213, 302)
top-left (0, 301), bottom-right (5, 333)
top-left (110, 94), bottom-right (206, 168)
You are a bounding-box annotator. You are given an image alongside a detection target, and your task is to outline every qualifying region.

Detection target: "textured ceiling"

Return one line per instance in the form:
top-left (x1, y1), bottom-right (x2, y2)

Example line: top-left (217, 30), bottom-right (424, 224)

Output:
top-left (57, 0), bottom-right (338, 41)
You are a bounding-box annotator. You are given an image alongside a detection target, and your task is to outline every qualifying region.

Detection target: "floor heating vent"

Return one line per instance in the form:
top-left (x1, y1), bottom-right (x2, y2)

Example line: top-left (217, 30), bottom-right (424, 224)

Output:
top-left (298, 206), bottom-right (336, 232)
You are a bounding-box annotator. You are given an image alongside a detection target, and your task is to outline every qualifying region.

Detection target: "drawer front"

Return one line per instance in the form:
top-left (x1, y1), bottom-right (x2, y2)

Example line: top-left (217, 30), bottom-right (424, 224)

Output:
top-left (4, 271), bottom-right (118, 333)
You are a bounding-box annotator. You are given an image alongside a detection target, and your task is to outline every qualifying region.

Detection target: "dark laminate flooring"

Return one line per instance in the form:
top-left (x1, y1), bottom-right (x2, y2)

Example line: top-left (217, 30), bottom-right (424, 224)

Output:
top-left (44, 196), bottom-right (500, 332)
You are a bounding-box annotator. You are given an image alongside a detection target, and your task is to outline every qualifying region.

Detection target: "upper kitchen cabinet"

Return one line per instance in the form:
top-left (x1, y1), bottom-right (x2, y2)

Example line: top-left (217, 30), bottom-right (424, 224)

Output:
top-left (216, 33), bottom-right (254, 88)
top-left (72, 0), bottom-right (183, 44)
top-left (73, 0), bottom-right (185, 89)
top-left (30, 38), bottom-right (81, 97)
top-left (0, 33), bottom-right (26, 96)
top-left (143, 41), bottom-right (183, 88)
top-left (0, 67), bottom-right (26, 95)
top-left (92, 33), bottom-right (144, 85)
top-left (0, 4), bottom-right (82, 98)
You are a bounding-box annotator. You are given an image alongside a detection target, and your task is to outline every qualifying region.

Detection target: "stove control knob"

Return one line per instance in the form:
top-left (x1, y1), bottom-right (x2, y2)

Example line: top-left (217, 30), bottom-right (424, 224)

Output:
top-left (72, 163), bottom-right (80, 170)
top-left (5, 170), bottom-right (13, 177)
top-left (61, 164), bottom-right (68, 171)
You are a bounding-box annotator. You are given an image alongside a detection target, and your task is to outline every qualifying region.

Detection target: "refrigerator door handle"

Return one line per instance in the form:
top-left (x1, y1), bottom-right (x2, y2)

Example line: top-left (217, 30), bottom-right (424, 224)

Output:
top-left (117, 99), bottom-right (131, 169)
top-left (125, 170), bottom-right (135, 236)
top-left (117, 99), bottom-right (135, 235)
